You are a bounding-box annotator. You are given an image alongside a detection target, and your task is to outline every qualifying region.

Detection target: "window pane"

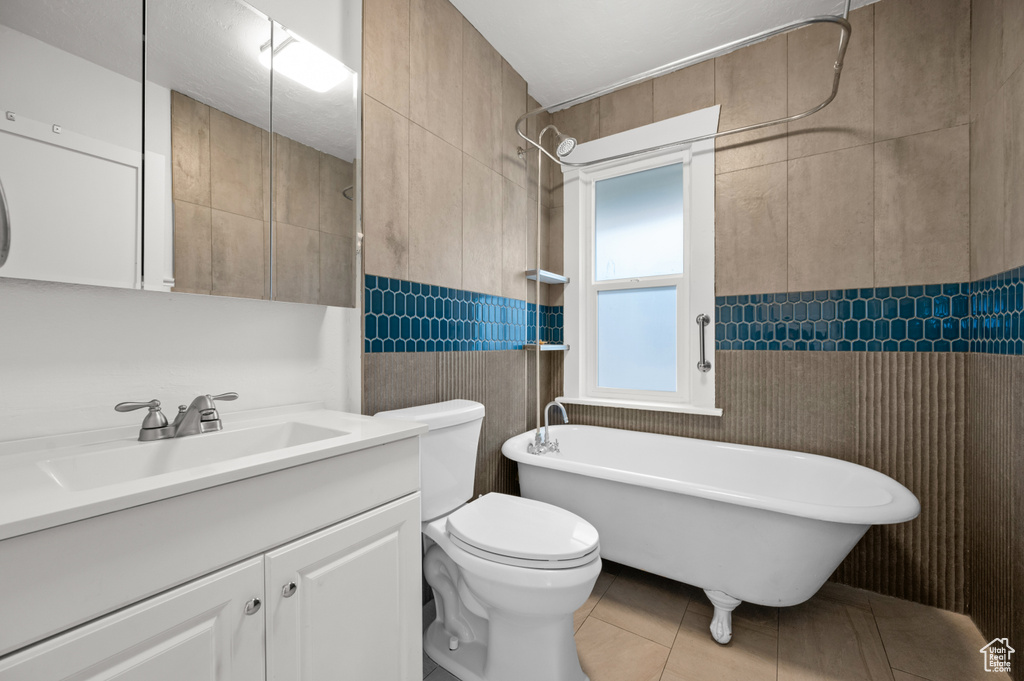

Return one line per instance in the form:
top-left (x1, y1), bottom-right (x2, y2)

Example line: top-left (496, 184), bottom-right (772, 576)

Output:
top-left (597, 287), bottom-right (676, 392)
top-left (595, 163), bottom-right (684, 281)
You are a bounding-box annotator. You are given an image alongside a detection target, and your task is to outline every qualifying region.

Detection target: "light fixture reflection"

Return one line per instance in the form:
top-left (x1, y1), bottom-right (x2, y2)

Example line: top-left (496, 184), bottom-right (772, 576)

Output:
top-left (259, 32), bottom-right (354, 93)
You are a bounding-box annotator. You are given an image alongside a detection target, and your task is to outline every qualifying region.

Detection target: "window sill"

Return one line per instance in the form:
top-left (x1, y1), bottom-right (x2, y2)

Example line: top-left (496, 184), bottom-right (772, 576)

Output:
top-left (556, 397), bottom-right (723, 417)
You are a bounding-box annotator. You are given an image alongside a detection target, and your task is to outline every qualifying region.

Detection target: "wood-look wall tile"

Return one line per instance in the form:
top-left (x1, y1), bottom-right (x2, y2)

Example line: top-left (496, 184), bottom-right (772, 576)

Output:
top-left (319, 154), bottom-right (355, 237)
top-left (1004, 64), bottom-right (1024, 269)
top-left (525, 195), bottom-right (548, 304)
top-left (209, 109), bottom-right (263, 220)
top-left (552, 99), bottom-right (601, 146)
top-left (966, 355), bottom-right (1015, 643)
top-left (211, 209), bottom-right (264, 300)
top-left (874, 126), bottom-right (970, 287)
top-left (274, 222), bottom-right (319, 305)
top-left (652, 61), bottom-right (715, 123)
top-left (409, 125), bottom-right (462, 289)
top-left (262, 130), bottom-right (271, 222)
top-left (971, 0), bottom-right (1004, 120)
top-left (362, 96), bottom-right (409, 280)
top-left (788, 145), bottom-right (874, 292)
top-left (170, 91), bottom-right (210, 206)
top-left (715, 162), bottom-right (788, 297)
top-left (274, 135), bottom-right (320, 231)
top-left (363, 0), bottom-right (410, 116)
top-left (320, 233), bottom-right (356, 307)
top-left (874, 0), bottom-right (970, 141)
top-left (462, 21), bottom-right (502, 172)
top-left (501, 178), bottom-right (528, 300)
top-left (410, 0), bottom-right (463, 148)
top-left (599, 80), bottom-right (653, 138)
top-left (1004, 0), bottom-right (1024, 85)
top-left (462, 155), bottom-right (503, 296)
top-left (481, 351), bottom-right (526, 497)
top-left (172, 200), bottom-right (212, 295)
top-left (501, 60), bottom-right (528, 188)
top-left (362, 352), bottom-right (439, 416)
top-left (548, 207), bottom-right (564, 306)
top-left (778, 598), bottom-right (892, 681)
top-left (970, 88), bottom-right (1006, 280)
top-left (788, 6), bottom-right (874, 159)
top-left (714, 35), bottom-right (788, 174)
top-left (526, 96), bottom-right (553, 209)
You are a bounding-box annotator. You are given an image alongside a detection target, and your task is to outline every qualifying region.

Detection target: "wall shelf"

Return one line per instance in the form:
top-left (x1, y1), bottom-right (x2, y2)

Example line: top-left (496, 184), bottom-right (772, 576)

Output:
top-left (525, 270), bottom-right (569, 285)
top-left (524, 344), bottom-right (569, 351)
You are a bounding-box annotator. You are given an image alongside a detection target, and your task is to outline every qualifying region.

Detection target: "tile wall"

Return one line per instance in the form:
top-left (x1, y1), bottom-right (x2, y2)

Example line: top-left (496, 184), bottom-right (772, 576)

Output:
top-left (170, 91), bottom-right (357, 306)
top-left (967, 0), bottom-right (1024, 659)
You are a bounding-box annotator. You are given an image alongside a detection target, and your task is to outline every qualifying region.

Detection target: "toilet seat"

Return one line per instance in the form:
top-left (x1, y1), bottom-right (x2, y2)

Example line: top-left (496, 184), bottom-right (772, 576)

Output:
top-left (446, 493), bottom-right (600, 570)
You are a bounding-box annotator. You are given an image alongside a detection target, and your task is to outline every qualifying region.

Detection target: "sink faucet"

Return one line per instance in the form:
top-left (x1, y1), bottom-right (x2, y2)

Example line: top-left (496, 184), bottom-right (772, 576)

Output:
top-left (528, 401), bottom-right (568, 455)
top-left (116, 392), bottom-right (238, 441)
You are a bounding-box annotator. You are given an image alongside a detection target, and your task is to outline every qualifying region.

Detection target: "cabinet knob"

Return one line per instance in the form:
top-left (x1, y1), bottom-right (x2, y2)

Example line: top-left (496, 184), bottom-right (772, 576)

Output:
top-left (281, 582), bottom-right (298, 598)
top-left (244, 597), bottom-right (262, 616)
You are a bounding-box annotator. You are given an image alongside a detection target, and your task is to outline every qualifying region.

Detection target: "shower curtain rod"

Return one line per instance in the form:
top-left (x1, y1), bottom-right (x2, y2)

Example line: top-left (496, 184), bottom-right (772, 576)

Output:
top-left (516, 11), bottom-right (852, 169)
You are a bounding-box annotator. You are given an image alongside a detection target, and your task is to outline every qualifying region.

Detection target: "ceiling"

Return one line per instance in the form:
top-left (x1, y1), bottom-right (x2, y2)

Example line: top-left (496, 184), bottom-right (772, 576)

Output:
top-left (449, 0), bottom-right (878, 107)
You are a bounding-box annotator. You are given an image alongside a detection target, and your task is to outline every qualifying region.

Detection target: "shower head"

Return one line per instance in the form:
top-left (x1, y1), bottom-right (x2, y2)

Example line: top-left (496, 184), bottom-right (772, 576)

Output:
top-left (555, 132), bottom-right (577, 157)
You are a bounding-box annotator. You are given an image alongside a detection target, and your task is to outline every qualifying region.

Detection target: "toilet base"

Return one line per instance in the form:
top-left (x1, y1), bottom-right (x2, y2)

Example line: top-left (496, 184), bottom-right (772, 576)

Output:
top-left (425, 618), bottom-right (590, 681)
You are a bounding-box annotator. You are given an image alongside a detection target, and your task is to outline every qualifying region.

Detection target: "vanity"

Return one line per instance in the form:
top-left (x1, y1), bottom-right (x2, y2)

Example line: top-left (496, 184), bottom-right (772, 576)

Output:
top-left (0, 406), bottom-right (425, 679)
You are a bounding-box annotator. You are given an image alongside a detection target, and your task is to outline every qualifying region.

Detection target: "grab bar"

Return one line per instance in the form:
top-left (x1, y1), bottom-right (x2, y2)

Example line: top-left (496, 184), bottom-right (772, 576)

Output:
top-left (696, 314), bottom-right (711, 373)
top-left (0, 176), bottom-right (10, 270)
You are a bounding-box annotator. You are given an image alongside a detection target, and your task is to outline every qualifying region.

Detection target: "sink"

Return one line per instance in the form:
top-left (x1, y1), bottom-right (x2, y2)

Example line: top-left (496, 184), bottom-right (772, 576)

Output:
top-left (38, 422), bottom-right (349, 491)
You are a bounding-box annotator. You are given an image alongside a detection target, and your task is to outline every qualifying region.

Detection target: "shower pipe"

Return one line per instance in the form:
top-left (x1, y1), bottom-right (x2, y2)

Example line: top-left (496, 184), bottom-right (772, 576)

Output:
top-left (0, 176), bottom-right (9, 270)
top-left (516, 10), bottom-right (852, 169)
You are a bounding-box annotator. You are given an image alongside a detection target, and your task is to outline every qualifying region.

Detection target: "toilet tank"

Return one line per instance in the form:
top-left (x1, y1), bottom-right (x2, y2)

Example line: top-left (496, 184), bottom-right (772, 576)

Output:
top-left (374, 400), bottom-right (484, 521)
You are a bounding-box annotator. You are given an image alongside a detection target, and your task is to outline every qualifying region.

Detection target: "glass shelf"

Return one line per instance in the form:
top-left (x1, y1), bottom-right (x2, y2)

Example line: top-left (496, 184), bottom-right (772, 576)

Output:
top-left (525, 270), bottom-right (569, 285)
top-left (524, 344), bottom-right (569, 351)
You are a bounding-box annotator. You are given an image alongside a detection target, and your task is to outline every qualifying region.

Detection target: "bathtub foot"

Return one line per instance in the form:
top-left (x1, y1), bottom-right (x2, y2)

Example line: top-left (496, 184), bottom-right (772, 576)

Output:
top-left (704, 590), bottom-right (741, 645)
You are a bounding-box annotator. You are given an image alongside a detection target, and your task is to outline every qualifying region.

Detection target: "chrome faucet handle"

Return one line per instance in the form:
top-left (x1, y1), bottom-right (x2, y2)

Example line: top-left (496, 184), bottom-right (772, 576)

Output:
top-left (210, 392), bottom-right (238, 402)
top-left (114, 399), bottom-right (169, 430)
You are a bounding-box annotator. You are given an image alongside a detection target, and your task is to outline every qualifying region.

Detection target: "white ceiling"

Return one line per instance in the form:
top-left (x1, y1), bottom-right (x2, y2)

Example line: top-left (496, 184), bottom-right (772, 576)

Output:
top-left (450, 0), bottom-right (877, 107)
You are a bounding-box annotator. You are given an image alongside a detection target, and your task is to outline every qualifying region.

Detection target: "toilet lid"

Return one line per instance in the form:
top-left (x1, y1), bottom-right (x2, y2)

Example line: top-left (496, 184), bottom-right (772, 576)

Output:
top-left (446, 493), bottom-right (600, 568)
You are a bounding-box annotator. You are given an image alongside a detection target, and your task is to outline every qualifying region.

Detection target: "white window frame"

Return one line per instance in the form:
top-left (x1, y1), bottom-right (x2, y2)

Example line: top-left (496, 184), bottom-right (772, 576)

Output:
top-left (559, 105), bottom-right (721, 416)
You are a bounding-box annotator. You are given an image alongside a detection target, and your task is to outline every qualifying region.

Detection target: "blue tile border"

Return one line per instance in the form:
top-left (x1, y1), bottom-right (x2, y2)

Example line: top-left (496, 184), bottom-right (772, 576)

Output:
top-left (716, 265), bottom-right (1024, 354)
top-left (364, 275), bottom-right (563, 353)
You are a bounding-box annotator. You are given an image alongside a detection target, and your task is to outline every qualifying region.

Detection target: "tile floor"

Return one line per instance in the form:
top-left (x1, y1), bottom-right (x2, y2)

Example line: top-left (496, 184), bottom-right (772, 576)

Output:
top-left (423, 561), bottom-right (1010, 681)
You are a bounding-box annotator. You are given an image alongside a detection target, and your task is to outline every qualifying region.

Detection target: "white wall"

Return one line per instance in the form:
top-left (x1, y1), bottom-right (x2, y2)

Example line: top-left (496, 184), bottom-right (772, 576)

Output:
top-left (0, 278), bottom-right (360, 442)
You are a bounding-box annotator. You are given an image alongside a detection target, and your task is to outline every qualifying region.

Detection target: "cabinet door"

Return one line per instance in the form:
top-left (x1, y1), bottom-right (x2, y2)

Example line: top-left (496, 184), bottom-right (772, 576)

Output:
top-left (265, 493), bottom-right (422, 681)
top-left (0, 557), bottom-right (265, 681)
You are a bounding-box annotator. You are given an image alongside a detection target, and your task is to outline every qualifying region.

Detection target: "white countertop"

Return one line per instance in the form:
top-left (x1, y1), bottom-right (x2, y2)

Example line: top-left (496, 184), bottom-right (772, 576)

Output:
top-left (0, 404), bottom-right (426, 542)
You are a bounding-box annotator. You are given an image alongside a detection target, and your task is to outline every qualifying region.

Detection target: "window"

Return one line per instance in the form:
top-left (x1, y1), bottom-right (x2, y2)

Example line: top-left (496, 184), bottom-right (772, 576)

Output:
top-left (560, 105), bottom-right (721, 415)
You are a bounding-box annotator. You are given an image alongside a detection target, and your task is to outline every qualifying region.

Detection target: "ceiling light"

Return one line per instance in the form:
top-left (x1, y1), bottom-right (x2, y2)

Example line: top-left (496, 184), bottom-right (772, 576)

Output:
top-left (259, 32), bottom-right (354, 93)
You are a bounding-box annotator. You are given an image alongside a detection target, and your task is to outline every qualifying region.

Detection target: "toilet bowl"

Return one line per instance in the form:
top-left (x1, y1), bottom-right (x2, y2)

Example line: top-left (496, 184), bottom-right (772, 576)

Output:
top-left (375, 401), bottom-right (600, 681)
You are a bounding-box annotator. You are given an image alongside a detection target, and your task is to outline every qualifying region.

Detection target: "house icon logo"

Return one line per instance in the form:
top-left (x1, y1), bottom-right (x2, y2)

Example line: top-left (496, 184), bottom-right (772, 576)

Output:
top-left (980, 638), bottom-right (1014, 673)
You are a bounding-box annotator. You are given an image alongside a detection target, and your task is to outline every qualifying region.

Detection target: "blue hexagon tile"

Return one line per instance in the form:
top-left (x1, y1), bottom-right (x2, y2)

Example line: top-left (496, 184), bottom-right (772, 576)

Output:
top-left (715, 283), bottom-right (974, 352)
top-left (971, 266), bottom-right (1024, 355)
top-left (364, 275), bottom-right (563, 353)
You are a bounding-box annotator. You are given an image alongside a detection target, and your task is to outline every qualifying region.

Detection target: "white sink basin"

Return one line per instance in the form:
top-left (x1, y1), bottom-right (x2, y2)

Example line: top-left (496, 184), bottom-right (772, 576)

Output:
top-left (38, 422), bottom-right (349, 491)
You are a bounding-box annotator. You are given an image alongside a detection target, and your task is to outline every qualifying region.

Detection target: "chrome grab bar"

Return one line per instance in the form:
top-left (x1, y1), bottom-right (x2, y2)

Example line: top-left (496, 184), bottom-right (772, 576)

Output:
top-left (696, 314), bottom-right (711, 373)
top-left (0, 176), bottom-right (10, 270)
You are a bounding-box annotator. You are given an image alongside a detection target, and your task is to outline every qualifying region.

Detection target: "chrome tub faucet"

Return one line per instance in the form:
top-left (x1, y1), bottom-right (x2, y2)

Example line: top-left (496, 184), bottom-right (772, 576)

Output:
top-left (528, 401), bottom-right (568, 455)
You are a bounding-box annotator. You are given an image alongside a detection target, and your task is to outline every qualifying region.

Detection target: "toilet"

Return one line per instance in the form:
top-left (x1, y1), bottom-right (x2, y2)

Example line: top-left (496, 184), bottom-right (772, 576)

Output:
top-left (375, 400), bottom-right (601, 681)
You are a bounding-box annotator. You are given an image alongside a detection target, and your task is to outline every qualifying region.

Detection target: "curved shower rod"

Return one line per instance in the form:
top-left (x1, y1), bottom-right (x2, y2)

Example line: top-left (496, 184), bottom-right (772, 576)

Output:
top-left (516, 12), bottom-right (852, 169)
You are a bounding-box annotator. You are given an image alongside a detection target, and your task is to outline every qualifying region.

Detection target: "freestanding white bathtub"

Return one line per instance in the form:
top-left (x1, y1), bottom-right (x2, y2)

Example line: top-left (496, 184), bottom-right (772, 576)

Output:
top-left (501, 424), bottom-right (920, 644)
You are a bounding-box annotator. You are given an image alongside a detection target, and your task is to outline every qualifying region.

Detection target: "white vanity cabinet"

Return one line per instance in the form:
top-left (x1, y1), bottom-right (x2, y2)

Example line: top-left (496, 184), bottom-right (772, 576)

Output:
top-left (0, 557), bottom-right (267, 681)
top-left (0, 495), bottom-right (421, 681)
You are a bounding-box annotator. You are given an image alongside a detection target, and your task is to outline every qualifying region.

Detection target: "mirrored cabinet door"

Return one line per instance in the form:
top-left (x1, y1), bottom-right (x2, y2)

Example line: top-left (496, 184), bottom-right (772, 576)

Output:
top-left (0, 0), bottom-right (143, 289)
top-left (270, 19), bottom-right (359, 307)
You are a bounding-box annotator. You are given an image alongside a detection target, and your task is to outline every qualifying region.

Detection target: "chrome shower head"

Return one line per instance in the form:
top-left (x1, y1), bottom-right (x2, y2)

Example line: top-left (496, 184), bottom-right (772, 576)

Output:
top-left (555, 132), bottom-right (577, 157)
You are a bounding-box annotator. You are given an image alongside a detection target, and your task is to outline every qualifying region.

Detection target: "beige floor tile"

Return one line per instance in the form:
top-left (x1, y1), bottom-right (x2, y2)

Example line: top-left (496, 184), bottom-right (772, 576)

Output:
top-left (815, 582), bottom-right (874, 611)
top-left (686, 594), bottom-right (779, 638)
top-left (870, 593), bottom-right (1007, 681)
top-left (778, 596), bottom-right (892, 681)
top-left (574, 571), bottom-right (616, 633)
top-left (890, 671), bottom-right (930, 681)
top-left (661, 609), bottom-right (778, 681)
top-left (575, 618), bottom-right (668, 681)
top-left (589, 567), bottom-right (691, 646)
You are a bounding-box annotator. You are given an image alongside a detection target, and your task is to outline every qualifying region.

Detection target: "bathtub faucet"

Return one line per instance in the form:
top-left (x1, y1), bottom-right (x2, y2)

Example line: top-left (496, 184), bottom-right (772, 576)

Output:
top-left (527, 401), bottom-right (568, 455)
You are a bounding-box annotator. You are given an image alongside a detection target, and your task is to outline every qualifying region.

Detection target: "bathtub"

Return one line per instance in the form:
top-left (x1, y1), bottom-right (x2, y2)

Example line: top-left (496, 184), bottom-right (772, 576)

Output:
top-left (501, 425), bottom-right (920, 644)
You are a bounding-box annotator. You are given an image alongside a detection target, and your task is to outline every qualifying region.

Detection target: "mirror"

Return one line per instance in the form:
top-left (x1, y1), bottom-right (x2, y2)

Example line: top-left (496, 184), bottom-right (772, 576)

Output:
top-left (146, 0), bottom-right (360, 307)
top-left (0, 0), bottom-right (143, 289)
top-left (0, 0), bottom-right (360, 308)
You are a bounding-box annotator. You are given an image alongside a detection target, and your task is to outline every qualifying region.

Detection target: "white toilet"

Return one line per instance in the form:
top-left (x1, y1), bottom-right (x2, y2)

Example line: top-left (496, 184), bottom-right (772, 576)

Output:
top-left (375, 400), bottom-right (601, 681)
